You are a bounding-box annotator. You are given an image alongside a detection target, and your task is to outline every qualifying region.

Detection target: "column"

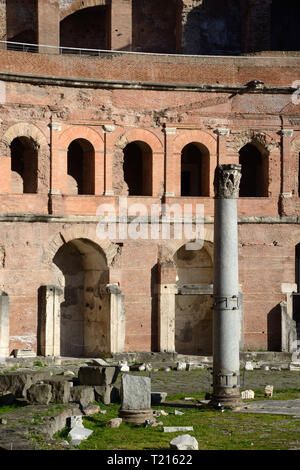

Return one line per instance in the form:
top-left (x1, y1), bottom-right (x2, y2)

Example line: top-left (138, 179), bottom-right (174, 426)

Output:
top-left (210, 164), bottom-right (243, 408)
top-left (39, 285), bottom-right (62, 357)
top-left (103, 125), bottom-right (115, 196)
top-left (109, 0), bottom-right (132, 51)
top-left (0, 292), bottom-right (9, 359)
top-left (37, 0), bottom-right (60, 54)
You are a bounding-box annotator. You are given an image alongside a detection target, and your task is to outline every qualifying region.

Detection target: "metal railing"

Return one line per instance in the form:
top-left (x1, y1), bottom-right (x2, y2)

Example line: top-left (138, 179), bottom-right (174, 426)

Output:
top-left (2, 40), bottom-right (300, 60)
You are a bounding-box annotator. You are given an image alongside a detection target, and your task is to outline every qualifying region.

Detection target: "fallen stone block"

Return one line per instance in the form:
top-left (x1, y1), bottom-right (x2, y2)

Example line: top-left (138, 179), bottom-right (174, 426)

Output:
top-left (11, 349), bottom-right (36, 358)
top-left (67, 416), bottom-right (83, 428)
top-left (71, 385), bottom-right (95, 407)
top-left (120, 374), bottom-right (151, 410)
top-left (44, 377), bottom-right (72, 404)
top-left (145, 363), bottom-right (152, 372)
top-left (94, 385), bottom-right (120, 405)
top-left (174, 410), bottom-right (184, 416)
top-left (0, 371), bottom-right (51, 398)
top-left (160, 410), bottom-right (168, 416)
top-left (170, 434), bottom-right (198, 450)
top-left (27, 384), bottom-right (52, 405)
top-left (118, 361), bottom-right (129, 372)
top-left (164, 426), bottom-right (194, 433)
top-left (245, 362), bottom-right (254, 371)
top-left (151, 392), bottom-right (167, 405)
top-left (176, 362), bottom-right (187, 371)
top-left (90, 358), bottom-right (110, 367)
top-left (78, 366), bottom-right (119, 386)
top-left (82, 404), bottom-right (100, 416)
top-left (107, 418), bottom-right (122, 428)
top-left (64, 371), bottom-right (75, 377)
top-left (130, 363), bottom-right (146, 371)
top-left (265, 385), bottom-right (274, 397)
top-left (68, 425), bottom-right (93, 446)
top-left (241, 390), bottom-right (255, 400)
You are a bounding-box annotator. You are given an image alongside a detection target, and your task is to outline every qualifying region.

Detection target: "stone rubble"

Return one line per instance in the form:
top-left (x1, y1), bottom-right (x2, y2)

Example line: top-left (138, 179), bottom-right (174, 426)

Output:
top-left (265, 385), bottom-right (274, 397)
top-left (170, 434), bottom-right (199, 450)
top-left (107, 418), bottom-right (122, 428)
top-left (241, 390), bottom-right (255, 400)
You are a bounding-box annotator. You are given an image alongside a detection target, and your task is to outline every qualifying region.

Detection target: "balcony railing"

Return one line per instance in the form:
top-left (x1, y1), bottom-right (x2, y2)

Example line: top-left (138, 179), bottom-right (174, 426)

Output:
top-left (2, 40), bottom-right (300, 60)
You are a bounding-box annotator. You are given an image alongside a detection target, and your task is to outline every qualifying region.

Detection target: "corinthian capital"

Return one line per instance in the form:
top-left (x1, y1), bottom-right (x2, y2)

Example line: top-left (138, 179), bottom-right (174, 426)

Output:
top-left (214, 164), bottom-right (242, 199)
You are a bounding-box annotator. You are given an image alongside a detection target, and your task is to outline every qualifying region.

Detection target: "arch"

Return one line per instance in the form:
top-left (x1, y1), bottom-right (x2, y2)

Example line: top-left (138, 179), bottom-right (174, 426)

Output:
top-left (173, 240), bottom-right (214, 355)
top-left (67, 138), bottom-right (95, 195)
top-left (123, 140), bottom-right (153, 196)
top-left (173, 130), bottom-right (217, 155)
top-left (53, 238), bottom-right (109, 356)
top-left (58, 126), bottom-right (104, 151)
top-left (239, 142), bottom-right (269, 197)
top-left (10, 136), bottom-right (38, 194)
top-left (123, 128), bottom-right (163, 153)
top-left (2, 123), bottom-right (47, 150)
top-left (60, 0), bottom-right (107, 20)
top-left (43, 225), bottom-right (119, 270)
top-left (180, 142), bottom-right (210, 197)
top-left (60, 4), bottom-right (108, 50)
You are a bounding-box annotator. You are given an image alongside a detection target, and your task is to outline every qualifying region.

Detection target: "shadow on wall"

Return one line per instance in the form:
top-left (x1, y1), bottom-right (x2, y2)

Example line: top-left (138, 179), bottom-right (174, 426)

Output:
top-left (267, 304), bottom-right (281, 351)
top-left (151, 264), bottom-right (159, 352)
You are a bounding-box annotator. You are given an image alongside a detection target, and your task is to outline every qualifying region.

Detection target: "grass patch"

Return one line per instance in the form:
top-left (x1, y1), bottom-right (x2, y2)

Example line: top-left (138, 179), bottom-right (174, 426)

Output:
top-left (56, 399), bottom-right (300, 451)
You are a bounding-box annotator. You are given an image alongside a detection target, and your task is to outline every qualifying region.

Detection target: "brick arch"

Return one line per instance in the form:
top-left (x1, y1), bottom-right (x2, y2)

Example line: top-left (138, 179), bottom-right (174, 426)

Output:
top-left (122, 128), bottom-right (163, 153)
top-left (59, 126), bottom-right (104, 151)
top-left (60, 0), bottom-right (107, 20)
top-left (2, 123), bottom-right (47, 151)
top-left (173, 130), bottom-right (217, 155)
top-left (43, 226), bottom-right (119, 269)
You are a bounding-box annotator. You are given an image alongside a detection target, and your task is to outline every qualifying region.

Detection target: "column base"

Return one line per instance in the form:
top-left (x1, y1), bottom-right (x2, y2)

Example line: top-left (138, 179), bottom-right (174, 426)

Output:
top-left (208, 392), bottom-right (243, 409)
top-left (118, 409), bottom-right (154, 425)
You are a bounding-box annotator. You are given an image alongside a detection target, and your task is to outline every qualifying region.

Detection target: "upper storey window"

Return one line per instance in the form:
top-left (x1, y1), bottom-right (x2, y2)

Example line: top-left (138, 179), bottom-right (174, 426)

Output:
top-left (132, 0), bottom-right (180, 53)
top-left (60, 5), bottom-right (108, 51)
top-left (271, 0), bottom-right (300, 51)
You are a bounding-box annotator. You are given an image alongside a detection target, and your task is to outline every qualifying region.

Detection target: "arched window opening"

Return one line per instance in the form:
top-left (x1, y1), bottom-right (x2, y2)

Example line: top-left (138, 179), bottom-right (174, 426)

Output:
top-left (132, 0), bottom-right (179, 53)
top-left (123, 141), bottom-right (152, 196)
top-left (67, 139), bottom-right (95, 195)
top-left (60, 6), bottom-right (108, 52)
top-left (239, 143), bottom-right (268, 197)
top-left (53, 238), bottom-right (109, 357)
top-left (181, 143), bottom-right (209, 197)
top-left (271, 0), bottom-right (300, 51)
top-left (10, 137), bottom-right (38, 194)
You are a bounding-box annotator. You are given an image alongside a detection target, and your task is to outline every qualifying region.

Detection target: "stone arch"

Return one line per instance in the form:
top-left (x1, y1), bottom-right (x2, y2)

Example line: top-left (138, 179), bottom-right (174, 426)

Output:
top-left (113, 129), bottom-right (163, 196)
top-left (59, 126), bottom-right (104, 151)
top-left (2, 123), bottom-right (47, 154)
top-left (43, 225), bottom-right (119, 270)
top-left (2, 123), bottom-right (48, 193)
top-left (173, 130), bottom-right (217, 155)
top-left (230, 131), bottom-right (278, 155)
top-left (60, 0), bottom-right (107, 20)
top-left (122, 128), bottom-right (163, 153)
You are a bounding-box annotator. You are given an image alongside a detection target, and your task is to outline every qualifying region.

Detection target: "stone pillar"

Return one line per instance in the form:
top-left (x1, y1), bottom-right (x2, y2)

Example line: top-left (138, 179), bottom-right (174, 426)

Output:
top-left (210, 164), bottom-right (243, 408)
top-left (279, 129), bottom-right (294, 216)
top-left (0, 292), bottom-right (9, 359)
top-left (107, 284), bottom-right (125, 354)
top-left (158, 262), bottom-right (177, 353)
top-left (37, 0), bottom-right (60, 54)
top-left (103, 125), bottom-right (115, 196)
top-left (163, 127), bottom-right (177, 197)
top-left (109, 0), bottom-right (132, 51)
top-left (39, 285), bottom-right (62, 357)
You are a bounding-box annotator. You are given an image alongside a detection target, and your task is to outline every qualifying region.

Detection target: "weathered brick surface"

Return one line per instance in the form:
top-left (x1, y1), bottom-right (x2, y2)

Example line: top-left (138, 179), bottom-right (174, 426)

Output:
top-left (0, 2), bottom-right (300, 356)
